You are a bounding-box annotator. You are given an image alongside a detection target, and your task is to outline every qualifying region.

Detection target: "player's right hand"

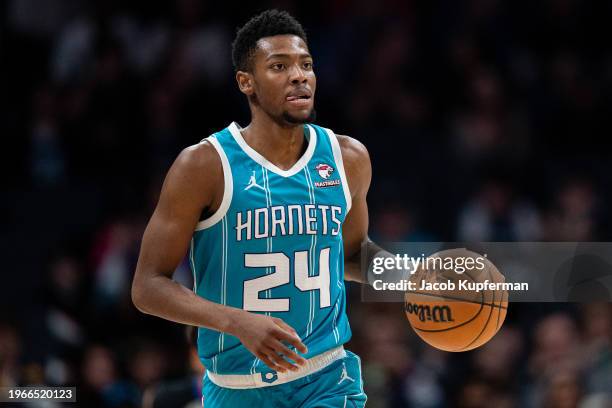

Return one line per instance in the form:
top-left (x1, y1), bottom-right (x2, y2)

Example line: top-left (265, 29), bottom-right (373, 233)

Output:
top-left (229, 311), bottom-right (308, 373)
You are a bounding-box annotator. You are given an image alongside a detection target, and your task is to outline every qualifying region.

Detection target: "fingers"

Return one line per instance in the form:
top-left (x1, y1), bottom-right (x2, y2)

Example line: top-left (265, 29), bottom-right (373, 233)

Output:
top-left (246, 317), bottom-right (310, 374)
top-left (270, 339), bottom-right (307, 366)
top-left (257, 348), bottom-right (297, 373)
top-left (274, 328), bottom-right (308, 354)
top-left (273, 318), bottom-right (298, 335)
top-left (256, 351), bottom-right (285, 373)
top-left (266, 347), bottom-right (300, 372)
top-left (273, 319), bottom-right (308, 354)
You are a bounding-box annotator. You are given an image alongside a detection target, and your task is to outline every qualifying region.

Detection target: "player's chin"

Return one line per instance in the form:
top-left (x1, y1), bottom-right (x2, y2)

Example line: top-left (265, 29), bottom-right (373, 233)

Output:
top-left (282, 107), bottom-right (316, 125)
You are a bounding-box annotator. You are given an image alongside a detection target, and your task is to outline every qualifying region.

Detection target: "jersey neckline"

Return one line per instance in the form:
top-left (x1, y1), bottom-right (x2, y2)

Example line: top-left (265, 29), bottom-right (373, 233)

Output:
top-left (228, 121), bottom-right (317, 178)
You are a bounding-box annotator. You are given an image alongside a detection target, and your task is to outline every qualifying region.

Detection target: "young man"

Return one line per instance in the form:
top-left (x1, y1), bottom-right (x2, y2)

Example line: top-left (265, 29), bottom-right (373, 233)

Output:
top-left (132, 10), bottom-right (376, 407)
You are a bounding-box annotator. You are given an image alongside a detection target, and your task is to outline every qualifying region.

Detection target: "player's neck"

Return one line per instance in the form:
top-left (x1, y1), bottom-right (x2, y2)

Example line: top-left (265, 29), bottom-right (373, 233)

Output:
top-left (241, 115), bottom-right (307, 171)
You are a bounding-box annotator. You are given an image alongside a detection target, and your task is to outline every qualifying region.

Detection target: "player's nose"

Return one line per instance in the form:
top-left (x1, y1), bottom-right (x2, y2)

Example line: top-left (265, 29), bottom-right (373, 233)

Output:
top-left (288, 64), bottom-right (307, 84)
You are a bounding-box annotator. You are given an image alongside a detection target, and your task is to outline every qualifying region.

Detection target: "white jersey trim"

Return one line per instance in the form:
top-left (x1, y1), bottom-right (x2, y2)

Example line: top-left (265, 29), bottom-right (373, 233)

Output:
top-left (324, 128), bottom-right (352, 213)
top-left (195, 136), bottom-right (233, 231)
top-left (207, 346), bottom-right (346, 389)
top-left (228, 121), bottom-right (317, 178)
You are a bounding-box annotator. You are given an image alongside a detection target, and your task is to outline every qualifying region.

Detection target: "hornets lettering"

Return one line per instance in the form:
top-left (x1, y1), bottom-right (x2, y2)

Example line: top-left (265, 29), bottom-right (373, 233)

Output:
top-left (235, 204), bottom-right (343, 241)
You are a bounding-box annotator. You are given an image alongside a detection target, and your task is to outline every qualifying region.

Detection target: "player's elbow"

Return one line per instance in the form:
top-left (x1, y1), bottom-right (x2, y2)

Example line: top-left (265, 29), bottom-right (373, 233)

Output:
top-left (131, 276), bottom-right (151, 314)
top-left (344, 268), bottom-right (365, 284)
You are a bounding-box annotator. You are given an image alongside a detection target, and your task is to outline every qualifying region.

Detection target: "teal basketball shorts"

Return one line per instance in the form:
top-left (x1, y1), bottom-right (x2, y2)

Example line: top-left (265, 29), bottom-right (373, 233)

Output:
top-left (202, 349), bottom-right (367, 407)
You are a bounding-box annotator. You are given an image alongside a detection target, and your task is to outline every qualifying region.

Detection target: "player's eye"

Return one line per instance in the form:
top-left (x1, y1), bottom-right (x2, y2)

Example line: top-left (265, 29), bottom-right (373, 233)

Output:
top-left (271, 63), bottom-right (285, 71)
top-left (303, 62), bottom-right (313, 70)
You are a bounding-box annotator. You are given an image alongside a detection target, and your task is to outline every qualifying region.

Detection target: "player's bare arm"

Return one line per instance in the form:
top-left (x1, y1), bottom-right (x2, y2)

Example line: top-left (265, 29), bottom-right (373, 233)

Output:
top-left (339, 135), bottom-right (390, 284)
top-left (334, 135), bottom-right (370, 283)
top-left (131, 142), bottom-right (307, 373)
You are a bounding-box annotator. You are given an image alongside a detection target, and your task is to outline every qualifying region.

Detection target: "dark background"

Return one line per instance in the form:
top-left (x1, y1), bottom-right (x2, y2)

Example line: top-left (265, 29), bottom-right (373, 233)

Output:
top-left (1, 0), bottom-right (611, 407)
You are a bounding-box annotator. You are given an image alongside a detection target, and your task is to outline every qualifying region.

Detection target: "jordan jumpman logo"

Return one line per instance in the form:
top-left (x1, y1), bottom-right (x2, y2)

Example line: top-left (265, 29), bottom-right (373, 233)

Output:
top-left (244, 170), bottom-right (265, 191)
top-left (337, 362), bottom-right (355, 384)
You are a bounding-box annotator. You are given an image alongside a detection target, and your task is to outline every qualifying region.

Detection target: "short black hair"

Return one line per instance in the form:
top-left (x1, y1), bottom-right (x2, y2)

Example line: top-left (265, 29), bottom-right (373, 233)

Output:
top-left (231, 9), bottom-right (307, 72)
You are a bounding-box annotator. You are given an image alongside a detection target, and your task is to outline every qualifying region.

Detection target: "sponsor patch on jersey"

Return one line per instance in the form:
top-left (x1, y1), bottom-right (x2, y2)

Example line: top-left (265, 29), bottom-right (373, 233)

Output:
top-left (314, 179), bottom-right (341, 188)
top-left (314, 163), bottom-right (340, 187)
top-left (315, 163), bottom-right (334, 179)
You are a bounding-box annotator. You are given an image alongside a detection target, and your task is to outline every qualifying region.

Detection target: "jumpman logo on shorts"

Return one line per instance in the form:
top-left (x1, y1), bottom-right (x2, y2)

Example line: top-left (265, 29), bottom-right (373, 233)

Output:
top-left (245, 170), bottom-right (265, 191)
top-left (337, 362), bottom-right (355, 384)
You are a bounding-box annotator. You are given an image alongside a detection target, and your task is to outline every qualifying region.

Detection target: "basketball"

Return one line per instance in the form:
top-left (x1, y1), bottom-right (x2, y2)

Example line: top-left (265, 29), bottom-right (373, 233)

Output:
top-left (404, 248), bottom-right (508, 352)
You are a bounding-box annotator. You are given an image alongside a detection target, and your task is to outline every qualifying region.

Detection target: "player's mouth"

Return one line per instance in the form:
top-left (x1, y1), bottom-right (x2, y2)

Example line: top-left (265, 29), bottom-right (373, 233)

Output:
top-left (286, 89), bottom-right (312, 108)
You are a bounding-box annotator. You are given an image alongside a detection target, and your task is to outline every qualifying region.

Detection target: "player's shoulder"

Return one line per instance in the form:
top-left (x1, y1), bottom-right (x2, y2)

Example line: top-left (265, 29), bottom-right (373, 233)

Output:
top-left (163, 139), bottom-right (224, 206)
top-left (334, 133), bottom-right (371, 194)
top-left (334, 133), bottom-right (370, 169)
top-left (175, 139), bottom-right (222, 175)
top-left (167, 139), bottom-right (224, 196)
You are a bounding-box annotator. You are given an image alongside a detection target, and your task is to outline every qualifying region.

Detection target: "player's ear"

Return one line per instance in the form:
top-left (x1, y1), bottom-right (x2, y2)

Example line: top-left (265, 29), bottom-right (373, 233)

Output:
top-left (236, 71), bottom-right (254, 96)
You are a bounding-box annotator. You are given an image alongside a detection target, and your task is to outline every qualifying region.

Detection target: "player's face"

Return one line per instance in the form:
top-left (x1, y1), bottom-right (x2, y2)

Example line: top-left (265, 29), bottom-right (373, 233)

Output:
top-left (245, 35), bottom-right (316, 125)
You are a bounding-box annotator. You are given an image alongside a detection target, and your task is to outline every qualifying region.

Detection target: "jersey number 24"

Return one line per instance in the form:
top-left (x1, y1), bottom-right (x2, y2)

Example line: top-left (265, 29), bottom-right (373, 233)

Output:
top-left (243, 248), bottom-right (331, 312)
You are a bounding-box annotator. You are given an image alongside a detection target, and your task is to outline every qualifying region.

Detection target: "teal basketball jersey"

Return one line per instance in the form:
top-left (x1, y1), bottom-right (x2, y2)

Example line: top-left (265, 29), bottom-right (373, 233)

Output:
top-left (190, 122), bottom-right (353, 376)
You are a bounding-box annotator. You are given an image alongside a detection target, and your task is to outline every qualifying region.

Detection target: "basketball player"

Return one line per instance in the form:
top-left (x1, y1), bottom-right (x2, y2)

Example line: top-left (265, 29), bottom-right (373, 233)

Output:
top-left (132, 10), bottom-right (382, 407)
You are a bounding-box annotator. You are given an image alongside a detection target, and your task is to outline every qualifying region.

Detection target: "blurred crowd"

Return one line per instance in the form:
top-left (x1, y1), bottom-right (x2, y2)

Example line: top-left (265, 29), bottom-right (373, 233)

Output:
top-left (1, 0), bottom-right (612, 407)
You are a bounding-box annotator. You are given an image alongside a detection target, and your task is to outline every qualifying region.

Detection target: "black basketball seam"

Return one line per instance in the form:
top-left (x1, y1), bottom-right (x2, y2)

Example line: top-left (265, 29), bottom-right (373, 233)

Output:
top-left (459, 269), bottom-right (496, 351)
top-left (460, 260), bottom-right (504, 351)
top-left (493, 300), bottom-right (501, 336)
top-left (494, 297), bottom-right (500, 333)
top-left (496, 290), bottom-right (508, 332)
top-left (494, 276), bottom-right (509, 333)
top-left (405, 291), bottom-right (508, 310)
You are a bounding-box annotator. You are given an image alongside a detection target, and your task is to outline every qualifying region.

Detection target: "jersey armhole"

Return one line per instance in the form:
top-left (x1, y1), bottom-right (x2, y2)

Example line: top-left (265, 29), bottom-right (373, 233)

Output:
top-left (323, 128), bottom-right (352, 213)
top-left (195, 136), bottom-right (233, 230)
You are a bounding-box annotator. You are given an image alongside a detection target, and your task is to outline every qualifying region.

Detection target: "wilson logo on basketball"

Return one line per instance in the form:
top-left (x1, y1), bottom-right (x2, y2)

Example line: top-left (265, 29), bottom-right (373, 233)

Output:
top-left (405, 302), bottom-right (455, 323)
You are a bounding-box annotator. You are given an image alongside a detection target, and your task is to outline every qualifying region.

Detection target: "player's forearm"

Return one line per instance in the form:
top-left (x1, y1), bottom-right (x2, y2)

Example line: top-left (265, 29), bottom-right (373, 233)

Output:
top-left (345, 251), bottom-right (366, 283)
top-left (345, 238), bottom-right (393, 284)
top-left (131, 274), bottom-right (243, 335)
